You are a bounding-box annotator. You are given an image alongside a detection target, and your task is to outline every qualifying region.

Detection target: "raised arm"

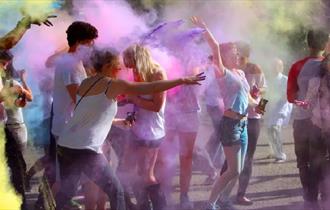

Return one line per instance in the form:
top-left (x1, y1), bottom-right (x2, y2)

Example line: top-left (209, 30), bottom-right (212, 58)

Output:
top-left (0, 17), bottom-right (30, 50)
top-left (110, 73), bottom-right (205, 97)
top-left (191, 16), bottom-right (225, 77)
top-left (0, 15), bottom-right (56, 50)
top-left (18, 70), bottom-right (33, 101)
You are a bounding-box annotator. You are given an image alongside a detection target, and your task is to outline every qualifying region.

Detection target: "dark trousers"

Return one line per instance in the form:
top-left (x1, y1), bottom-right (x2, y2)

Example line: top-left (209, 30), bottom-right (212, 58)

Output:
top-left (55, 146), bottom-right (126, 210)
top-left (293, 119), bottom-right (326, 202)
top-left (237, 118), bottom-right (261, 197)
top-left (4, 126), bottom-right (27, 210)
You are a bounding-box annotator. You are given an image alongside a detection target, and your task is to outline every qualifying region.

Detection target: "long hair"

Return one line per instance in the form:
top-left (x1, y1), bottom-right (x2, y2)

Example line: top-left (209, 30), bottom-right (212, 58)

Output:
top-left (123, 44), bottom-right (163, 82)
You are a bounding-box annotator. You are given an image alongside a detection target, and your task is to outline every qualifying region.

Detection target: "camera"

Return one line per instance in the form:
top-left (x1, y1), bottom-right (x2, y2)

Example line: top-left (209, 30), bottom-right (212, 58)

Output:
top-left (125, 111), bottom-right (136, 124)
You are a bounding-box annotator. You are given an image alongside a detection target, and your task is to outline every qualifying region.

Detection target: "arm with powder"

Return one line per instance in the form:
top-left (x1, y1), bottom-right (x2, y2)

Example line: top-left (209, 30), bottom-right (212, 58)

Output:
top-left (0, 15), bottom-right (55, 50)
top-left (191, 16), bottom-right (225, 77)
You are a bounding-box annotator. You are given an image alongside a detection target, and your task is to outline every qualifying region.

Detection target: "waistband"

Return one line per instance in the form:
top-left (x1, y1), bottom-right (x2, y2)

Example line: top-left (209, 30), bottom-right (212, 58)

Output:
top-left (5, 122), bottom-right (25, 127)
top-left (223, 110), bottom-right (247, 121)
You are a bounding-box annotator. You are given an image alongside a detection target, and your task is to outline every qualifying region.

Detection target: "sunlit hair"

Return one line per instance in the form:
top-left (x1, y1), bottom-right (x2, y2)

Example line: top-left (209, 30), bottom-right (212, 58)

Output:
top-left (123, 44), bottom-right (163, 82)
top-left (91, 48), bottom-right (119, 73)
top-left (236, 41), bottom-right (251, 58)
top-left (219, 42), bottom-right (237, 68)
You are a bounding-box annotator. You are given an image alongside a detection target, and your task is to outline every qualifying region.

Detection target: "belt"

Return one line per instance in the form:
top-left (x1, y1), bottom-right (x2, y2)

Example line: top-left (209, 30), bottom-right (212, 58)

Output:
top-left (5, 122), bottom-right (25, 126)
top-left (223, 110), bottom-right (247, 121)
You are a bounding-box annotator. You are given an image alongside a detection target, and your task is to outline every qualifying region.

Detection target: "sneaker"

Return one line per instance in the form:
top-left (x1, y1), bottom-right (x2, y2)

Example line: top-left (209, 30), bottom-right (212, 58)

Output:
top-left (205, 202), bottom-right (220, 210)
top-left (236, 196), bottom-right (253, 206)
top-left (180, 194), bottom-right (194, 210)
top-left (217, 200), bottom-right (238, 210)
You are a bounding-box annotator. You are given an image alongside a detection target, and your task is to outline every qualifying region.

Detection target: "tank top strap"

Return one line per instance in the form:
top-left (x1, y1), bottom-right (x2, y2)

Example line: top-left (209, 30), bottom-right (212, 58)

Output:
top-left (105, 79), bottom-right (112, 95)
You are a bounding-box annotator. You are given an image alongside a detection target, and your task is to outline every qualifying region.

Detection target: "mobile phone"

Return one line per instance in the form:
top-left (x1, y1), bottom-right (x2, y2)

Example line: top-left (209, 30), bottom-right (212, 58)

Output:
top-left (258, 98), bottom-right (268, 111)
top-left (125, 111), bottom-right (136, 124)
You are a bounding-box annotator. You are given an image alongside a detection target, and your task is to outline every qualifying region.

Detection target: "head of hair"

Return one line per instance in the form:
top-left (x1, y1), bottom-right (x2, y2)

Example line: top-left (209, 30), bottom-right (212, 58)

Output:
top-left (123, 44), bottom-right (162, 82)
top-left (236, 41), bottom-right (251, 58)
top-left (219, 42), bottom-right (237, 67)
top-left (307, 29), bottom-right (329, 51)
top-left (220, 42), bottom-right (236, 57)
top-left (66, 21), bottom-right (98, 47)
top-left (91, 49), bottom-right (119, 73)
top-left (320, 54), bottom-right (330, 77)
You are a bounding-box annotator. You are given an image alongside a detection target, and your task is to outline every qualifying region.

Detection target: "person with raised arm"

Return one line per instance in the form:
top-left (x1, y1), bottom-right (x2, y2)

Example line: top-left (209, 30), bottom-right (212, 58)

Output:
top-left (191, 16), bottom-right (261, 210)
top-left (54, 49), bottom-right (205, 210)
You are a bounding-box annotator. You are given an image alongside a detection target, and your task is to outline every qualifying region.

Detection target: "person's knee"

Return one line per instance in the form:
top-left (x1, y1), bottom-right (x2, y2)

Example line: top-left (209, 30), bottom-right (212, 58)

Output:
top-left (225, 168), bottom-right (240, 179)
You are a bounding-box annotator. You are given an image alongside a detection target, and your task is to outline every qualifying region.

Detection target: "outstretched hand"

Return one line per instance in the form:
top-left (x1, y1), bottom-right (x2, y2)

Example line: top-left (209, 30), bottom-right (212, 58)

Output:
top-left (28, 15), bottom-right (57, 27)
top-left (294, 100), bottom-right (309, 109)
top-left (182, 72), bottom-right (206, 85)
top-left (18, 69), bottom-right (26, 81)
top-left (21, 9), bottom-right (57, 27)
top-left (191, 16), bottom-right (207, 29)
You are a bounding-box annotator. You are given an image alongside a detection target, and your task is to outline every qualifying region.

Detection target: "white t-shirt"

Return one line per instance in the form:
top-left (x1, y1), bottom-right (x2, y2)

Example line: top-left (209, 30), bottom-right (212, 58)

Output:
top-left (4, 80), bottom-right (24, 124)
top-left (51, 53), bottom-right (87, 136)
top-left (132, 95), bottom-right (166, 141)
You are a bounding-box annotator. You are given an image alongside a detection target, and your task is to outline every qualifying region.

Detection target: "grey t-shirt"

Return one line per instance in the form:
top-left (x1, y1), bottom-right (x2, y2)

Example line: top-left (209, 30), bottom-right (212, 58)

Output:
top-left (293, 59), bottom-right (321, 120)
top-left (51, 53), bottom-right (87, 136)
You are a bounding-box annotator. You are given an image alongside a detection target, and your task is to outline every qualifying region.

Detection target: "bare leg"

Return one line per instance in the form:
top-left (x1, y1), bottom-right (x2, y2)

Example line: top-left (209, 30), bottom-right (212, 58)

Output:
top-left (209, 144), bottom-right (241, 204)
top-left (179, 132), bottom-right (196, 194)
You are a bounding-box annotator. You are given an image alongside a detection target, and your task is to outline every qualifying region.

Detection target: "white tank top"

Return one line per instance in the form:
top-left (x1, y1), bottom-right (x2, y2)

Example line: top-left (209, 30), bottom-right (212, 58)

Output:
top-left (132, 94), bottom-right (166, 141)
top-left (57, 85), bottom-right (117, 153)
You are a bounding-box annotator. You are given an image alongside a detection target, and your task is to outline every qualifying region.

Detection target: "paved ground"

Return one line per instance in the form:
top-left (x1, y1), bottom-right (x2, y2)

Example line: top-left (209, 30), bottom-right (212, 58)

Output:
top-left (25, 124), bottom-right (304, 210)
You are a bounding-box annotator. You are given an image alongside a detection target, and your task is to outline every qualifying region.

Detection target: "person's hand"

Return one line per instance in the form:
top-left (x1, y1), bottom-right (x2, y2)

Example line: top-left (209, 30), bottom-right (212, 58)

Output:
top-left (123, 119), bottom-right (135, 128)
top-left (18, 69), bottom-right (27, 82)
top-left (191, 16), bottom-right (207, 29)
top-left (294, 100), bottom-right (309, 109)
top-left (11, 85), bottom-right (23, 95)
top-left (255, 105), bottom-right (265, 115)
top-left (14, 94), bottom-right (27, 107)
top-left (29, 15), bottom-right (57, 27)
top-left (21, 10), bottom-right (57, 27)
top-left (182, 72), bottom-right (206, 85)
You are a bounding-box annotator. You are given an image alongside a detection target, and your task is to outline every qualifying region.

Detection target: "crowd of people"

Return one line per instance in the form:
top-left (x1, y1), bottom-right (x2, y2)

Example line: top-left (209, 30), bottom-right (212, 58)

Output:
top-left (0, 13), bottom-right (329, 210)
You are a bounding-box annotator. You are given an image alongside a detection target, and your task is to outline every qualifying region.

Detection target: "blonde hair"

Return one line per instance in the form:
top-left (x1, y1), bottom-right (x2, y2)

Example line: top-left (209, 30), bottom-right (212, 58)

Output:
top-left (123, 44), bottom-right (163, 82)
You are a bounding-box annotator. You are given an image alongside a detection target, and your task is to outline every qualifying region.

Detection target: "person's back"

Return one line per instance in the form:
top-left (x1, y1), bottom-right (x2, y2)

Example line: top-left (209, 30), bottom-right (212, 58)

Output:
top-left (286, 29), bottom-right (329, 210)
top-left (293, 59), bottom-right (322, 120)
top-left (52, 53), bottom-right (86, 136)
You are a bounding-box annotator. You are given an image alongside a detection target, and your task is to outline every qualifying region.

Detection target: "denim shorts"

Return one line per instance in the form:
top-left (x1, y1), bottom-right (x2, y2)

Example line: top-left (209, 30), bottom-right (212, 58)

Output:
top-left (219, 116), bottom-right (248, 146)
